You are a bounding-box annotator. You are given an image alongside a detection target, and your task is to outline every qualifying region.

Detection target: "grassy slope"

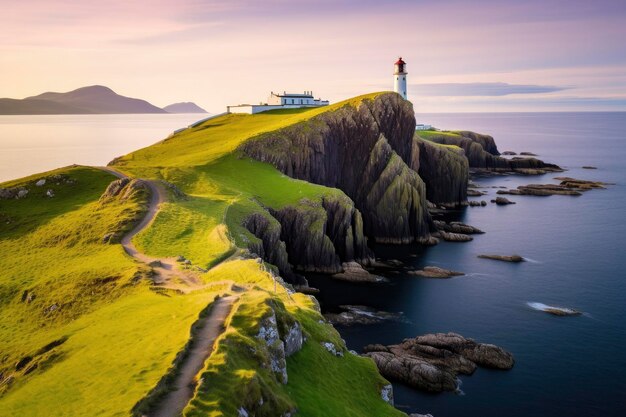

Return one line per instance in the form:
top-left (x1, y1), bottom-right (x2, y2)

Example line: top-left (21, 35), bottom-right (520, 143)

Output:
top-left (116, 95), bottom-right (380, 268)
top-left (115, 92), bottom-right (403, 416)
top-left (0, 167), bottom-right (228, 416)
top-left (1, 92), bottom-right (404, 416)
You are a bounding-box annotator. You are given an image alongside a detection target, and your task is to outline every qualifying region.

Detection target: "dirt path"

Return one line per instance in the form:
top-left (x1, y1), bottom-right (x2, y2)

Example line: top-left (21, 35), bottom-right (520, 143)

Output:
top-left (149, 295), bottom-right (238, 417)
top-left (96, 167), bottom-right (238, 415)
top-left (97, 166), bottom-right (200, 288)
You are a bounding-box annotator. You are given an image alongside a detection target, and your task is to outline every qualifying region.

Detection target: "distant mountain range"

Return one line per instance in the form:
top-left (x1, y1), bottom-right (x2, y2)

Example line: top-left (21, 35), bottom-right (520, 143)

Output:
top-left (0, 86), bottom-right (208, 115)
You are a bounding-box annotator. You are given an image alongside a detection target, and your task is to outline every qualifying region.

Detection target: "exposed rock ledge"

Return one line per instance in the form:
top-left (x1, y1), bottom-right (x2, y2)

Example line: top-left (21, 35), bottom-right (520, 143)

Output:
top-left (421, 130), bottom-right (561, 174)
top-left (433, 220), bottom-right (484, 234)
top-left (478, 254), bottom-right (524, 263)
top-left (363, 332), bottom-right (514, 392)
top-left (332, 262), bottom-right (387, 283)
top-left (496, 177), bottom-right (610, 197)
top-left (408, 266), bottom-right (464, 278)
top-left (324, 305), bottom-right (406, 326)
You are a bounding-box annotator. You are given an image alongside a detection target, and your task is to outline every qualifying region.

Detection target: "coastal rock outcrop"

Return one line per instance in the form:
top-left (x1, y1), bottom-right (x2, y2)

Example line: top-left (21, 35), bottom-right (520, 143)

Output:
top-left (332, 262), bottom-right (386, 283)
top-left (408, 266), bottom-right (464, 278)
top-left (363, 332), bottom-right (514, 392)
top-left (478, 254), bottom-right (524, 263)
top-left (492, 197), bottom-right (516, 205)
top-left (243, 212), bottom-right (301, 284)
top-left (324, 305), bottom-right (406, 326)
top-left (241, 93), bottom-right (434, 244)
top-left (256, 306), bottom-right (305, 384)
top-left (432, 231), bottom-right (473, 242)
top-left (420, 131), bottom-right (561, 174)
top-left (243, 194), bottom-right (373, 283)
top-left (412, 136), bottom-right (469, 207)
top-left (433, 220), bottom-right (484, 234)
top-left (496, 177), bottom-right (609, 197)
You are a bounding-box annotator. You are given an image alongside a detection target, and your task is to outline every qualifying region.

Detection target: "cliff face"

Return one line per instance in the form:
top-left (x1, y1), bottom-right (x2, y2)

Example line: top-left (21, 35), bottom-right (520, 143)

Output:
top-left (243, 211), bottom-right (302, 283)
top-left (423, 131), bottom-right (561, 172)
top-left (241, 93), bottom-right (432, 244)
top-left (244, 194), bottom-right (373, 282)
top-left (412, 137), bottom-right (469, 207)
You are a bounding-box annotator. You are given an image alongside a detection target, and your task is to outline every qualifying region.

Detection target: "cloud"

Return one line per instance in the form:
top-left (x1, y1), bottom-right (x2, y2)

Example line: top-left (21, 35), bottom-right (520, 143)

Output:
top-left (410, 82), bottom-right (568, 97)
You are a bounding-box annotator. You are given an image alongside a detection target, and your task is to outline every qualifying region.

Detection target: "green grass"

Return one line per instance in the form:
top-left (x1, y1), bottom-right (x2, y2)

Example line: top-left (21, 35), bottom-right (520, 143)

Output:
top-left (0, 166), bottom-right (227, 416)
top-left (114, 91), bottom-right (385, 172)
top-left (182, 260), bottom-right (403, 417)
top-left (1, 92), bottom-right (405, 416)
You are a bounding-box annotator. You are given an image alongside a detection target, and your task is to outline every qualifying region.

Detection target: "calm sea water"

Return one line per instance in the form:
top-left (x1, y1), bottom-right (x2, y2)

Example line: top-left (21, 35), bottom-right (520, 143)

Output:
top-left (1, 112), bottom-right (624, 416)
top-left (308, 112), bottom-right (626, 417)
top-left (0, 114), bottom-right (204, 183)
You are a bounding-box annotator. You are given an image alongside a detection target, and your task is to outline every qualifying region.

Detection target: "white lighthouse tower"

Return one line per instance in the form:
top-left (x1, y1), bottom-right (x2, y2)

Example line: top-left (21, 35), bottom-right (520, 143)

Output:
top-left (393, 57), bottom-right (408, 100)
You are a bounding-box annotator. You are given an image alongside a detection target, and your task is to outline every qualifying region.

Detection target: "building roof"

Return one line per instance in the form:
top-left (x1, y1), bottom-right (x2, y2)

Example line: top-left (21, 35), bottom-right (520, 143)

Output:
top-left (275, 93), bottom-right (314, 98)
top-left (395, 57), bottom-right (406, 65)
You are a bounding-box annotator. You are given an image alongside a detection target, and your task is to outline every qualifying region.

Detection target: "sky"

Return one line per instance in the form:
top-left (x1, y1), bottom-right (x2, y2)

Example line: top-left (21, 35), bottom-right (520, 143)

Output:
top-left (1, 0), bottom-right (626, 113)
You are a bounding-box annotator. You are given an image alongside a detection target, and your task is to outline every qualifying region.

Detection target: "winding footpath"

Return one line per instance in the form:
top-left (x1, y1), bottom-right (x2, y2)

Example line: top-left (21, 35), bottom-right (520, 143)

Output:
top-left (98, 166), bottom-right (200, 288)
top-left (96, 166), bottom-right (238, 417)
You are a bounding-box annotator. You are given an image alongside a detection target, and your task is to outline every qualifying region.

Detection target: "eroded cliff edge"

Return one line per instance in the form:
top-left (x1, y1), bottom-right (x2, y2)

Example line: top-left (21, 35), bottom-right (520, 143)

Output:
top-left (419, 130), bottom-right (561, 174)
top-left (241, 93), bottom-right (435, 245)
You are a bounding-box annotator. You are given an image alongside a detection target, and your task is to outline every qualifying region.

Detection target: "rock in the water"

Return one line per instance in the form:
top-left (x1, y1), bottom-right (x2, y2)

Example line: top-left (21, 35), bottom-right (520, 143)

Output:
top-left (527, 302), bottom-right (582, 316)
top-left (554, 177), bottom-right (610, 189)
top-left (492, 197), bottom-right (515, 205)
top-left (495, 177), bottom-right (609, 198)
top-left (432, 231), bottom-right (473, 242)
top-left (423, 131), bottom-right (560, 174)
top-left (408, 266), bottom-right (464, 278)
top-left (520, 152), bottom-right (538, 156)
top-left (325, 305), bottom-right (406, 326)
top-left (478, 254), bottom-right (524, 263)
top-left (332, 262), bottom-right (387, 283)
top-left (467, 189), bottom-right (486, 196)
top-left (498, 184), bottom-right (581, 196)
top-left (434, 220), bottom-right (484, 235)
top-left (544, 308), bottom-right (582, 316)
top-left (502, 151), bottom-right (517, 155)
top-left (364, 350), bottom-right (458, 392)
top-left (364, 332), bottom-right (514, 393)
top-left (582, 166), bottom-right (597, 169)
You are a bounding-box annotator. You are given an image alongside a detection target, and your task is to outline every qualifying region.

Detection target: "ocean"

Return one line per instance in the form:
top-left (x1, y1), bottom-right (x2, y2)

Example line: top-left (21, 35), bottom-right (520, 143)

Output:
top-left (308, 112), bottom-right (626, 417)
top-left (0, 114), bottom-right (203, 183)
top-left (1, 112), bottom-right (624, 416)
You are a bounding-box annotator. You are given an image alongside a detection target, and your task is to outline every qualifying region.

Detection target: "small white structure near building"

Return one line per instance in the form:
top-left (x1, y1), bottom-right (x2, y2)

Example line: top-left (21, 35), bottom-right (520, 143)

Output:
top-left (228, 91), bottom-right (329, 114)
top-left (416, 124), bottom-right (432, 131)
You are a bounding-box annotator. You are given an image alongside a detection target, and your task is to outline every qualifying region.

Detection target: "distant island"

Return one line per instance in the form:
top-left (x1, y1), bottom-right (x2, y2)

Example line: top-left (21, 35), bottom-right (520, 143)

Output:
top-left (0, 85), bottom-right (206, 115)
top-left (163, 102), bottom-right (207, 114)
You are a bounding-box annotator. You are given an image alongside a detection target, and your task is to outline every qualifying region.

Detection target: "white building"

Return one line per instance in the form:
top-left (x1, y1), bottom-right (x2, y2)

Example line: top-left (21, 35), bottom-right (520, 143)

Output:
top-left (228, 91), bottom-right (329, 114)
top-left (393, 57), bottom-right (408, 100)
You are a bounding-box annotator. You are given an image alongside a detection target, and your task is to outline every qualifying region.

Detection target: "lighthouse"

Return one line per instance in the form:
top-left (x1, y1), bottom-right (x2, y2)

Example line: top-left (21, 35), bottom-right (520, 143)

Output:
top-left (394, 57), bottom-right (408, 100)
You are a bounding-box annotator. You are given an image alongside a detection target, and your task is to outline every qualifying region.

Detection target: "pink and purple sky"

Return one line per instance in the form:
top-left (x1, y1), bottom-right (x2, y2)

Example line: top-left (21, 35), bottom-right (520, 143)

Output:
top-left (1, 0), bottom-right (625, 112)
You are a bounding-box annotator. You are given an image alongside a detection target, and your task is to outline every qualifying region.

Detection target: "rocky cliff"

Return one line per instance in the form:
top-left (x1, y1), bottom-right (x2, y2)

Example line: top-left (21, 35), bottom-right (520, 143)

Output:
top-left (412, 137), bottom-right (469, 207)
top-left (422, 131), bottom-right (561, 173)
top-left (241, 93), bottom-right (433, 244)
top-left (244, 193), bottom-right (373, 283)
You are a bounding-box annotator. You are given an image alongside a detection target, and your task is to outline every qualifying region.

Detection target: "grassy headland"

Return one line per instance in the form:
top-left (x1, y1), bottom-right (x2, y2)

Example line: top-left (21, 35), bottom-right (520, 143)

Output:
top-left (0, 93), bottom-right (405, 416)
